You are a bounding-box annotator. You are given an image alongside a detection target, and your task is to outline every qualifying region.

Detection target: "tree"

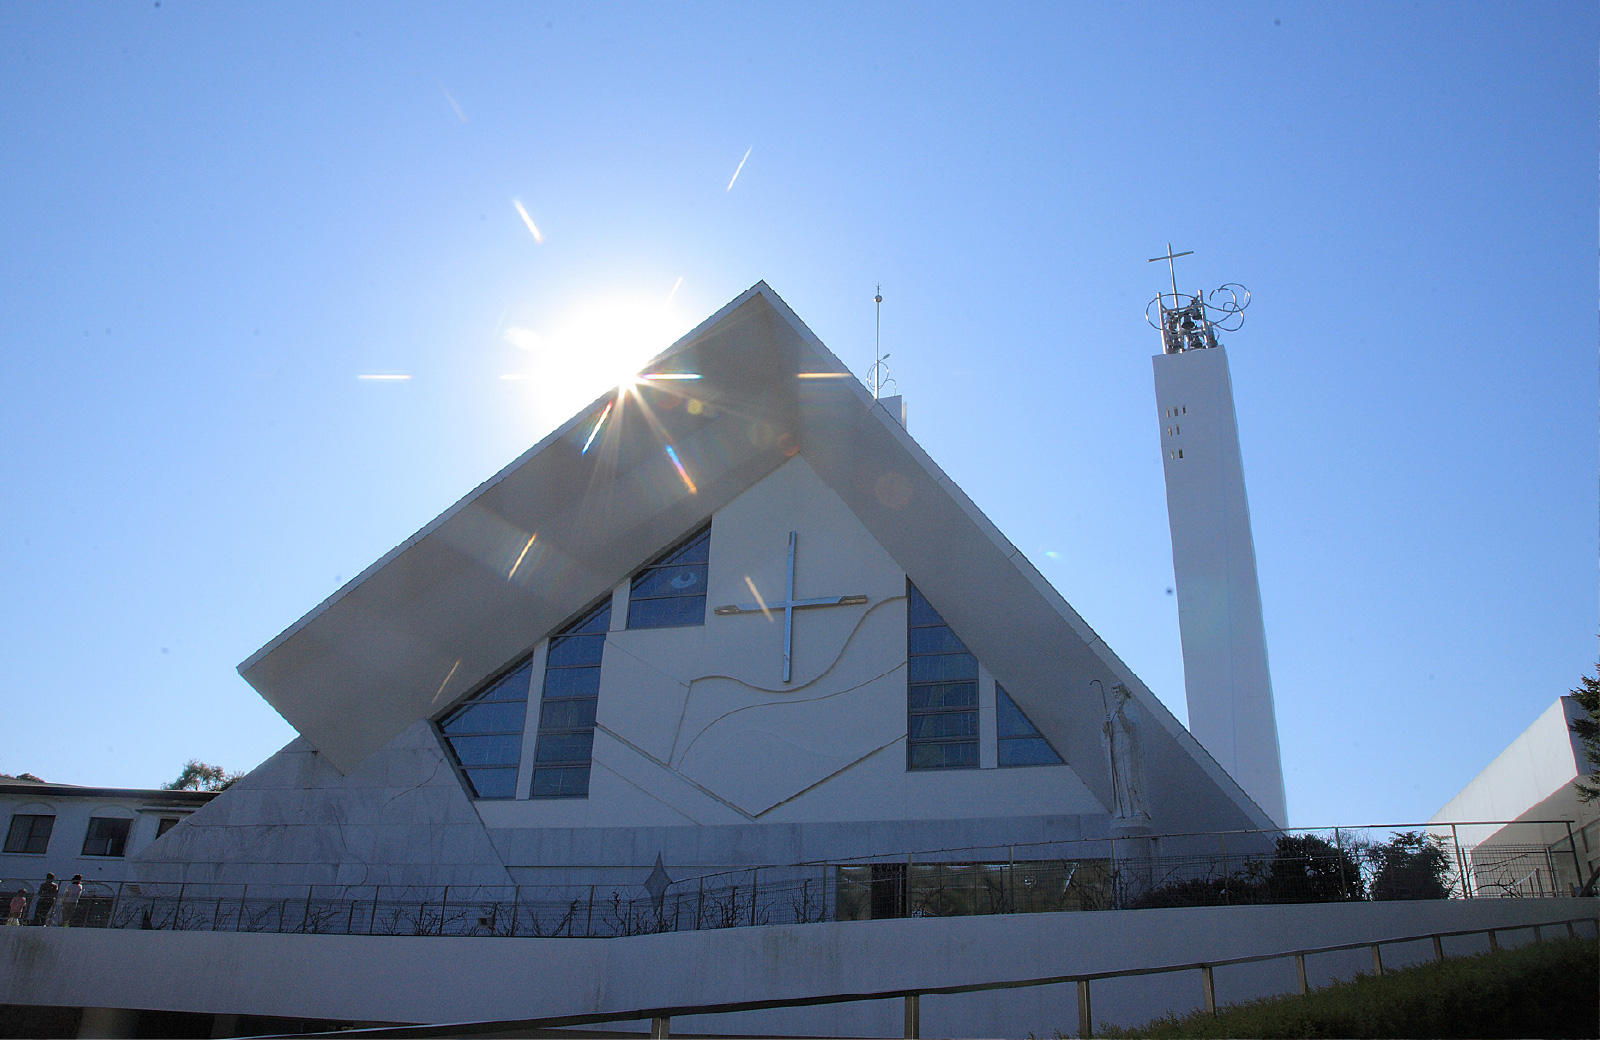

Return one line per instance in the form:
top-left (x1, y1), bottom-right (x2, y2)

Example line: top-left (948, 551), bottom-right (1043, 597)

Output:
top-left (1568, 667), bottom-right (1600, 802)
top-left (1367, 831), bottom-right (1453, 900)
top-left (1267, 833), bottom-right (1365, 902)
top-left (162, 760), bottom-right (239, 792)
top-left (0, 772), bottom-right (44, 783)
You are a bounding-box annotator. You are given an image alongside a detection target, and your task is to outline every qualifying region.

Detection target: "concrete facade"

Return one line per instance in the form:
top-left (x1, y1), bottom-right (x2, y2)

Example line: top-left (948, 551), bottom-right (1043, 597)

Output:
top-left (1153, 344), bottom-right (1288, 827)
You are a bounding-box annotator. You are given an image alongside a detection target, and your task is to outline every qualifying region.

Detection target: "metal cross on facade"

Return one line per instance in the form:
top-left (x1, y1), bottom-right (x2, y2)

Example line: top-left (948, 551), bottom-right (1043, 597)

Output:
top-left (1147, 242), bottom-right (1194, 302)
top-left (713, 531), bottom-right (868, 683)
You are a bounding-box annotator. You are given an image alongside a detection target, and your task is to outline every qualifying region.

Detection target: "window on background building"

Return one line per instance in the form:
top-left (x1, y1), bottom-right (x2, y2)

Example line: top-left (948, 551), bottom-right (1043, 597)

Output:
top-left (3, 814), bottom-right (54, 855)
top-left (437, 659), bottom-right (534, 800)
top-left (627, 525), bottom-right (710, 629)
top-left (531, 598), bottom-right (611, 798)
top-left (996, 684), bottom-right (1064, 767)
top-left (906, 581), bottom-right (979, 770)
top-left (81, 817), bottom-right (131, 857)
top-left (155, 817), bottom-right (180, 839)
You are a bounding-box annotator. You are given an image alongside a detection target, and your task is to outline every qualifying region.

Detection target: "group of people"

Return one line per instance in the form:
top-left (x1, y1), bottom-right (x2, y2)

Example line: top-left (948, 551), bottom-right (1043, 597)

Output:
top-left (4, 872), bottom-right (86, 926)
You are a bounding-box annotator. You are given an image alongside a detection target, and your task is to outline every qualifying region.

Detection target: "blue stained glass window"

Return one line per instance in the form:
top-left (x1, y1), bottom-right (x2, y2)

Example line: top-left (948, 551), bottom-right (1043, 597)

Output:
top-left (437, 660), bottom-right (534, 799)
top-left (996, 684), bottom-right (1064, 767)
top-left (906, 581), bottom-right (979, 771)
top-left (628, 525), bottom-right (710, 629)
top-left (530, 597), bottom-right (612, 798)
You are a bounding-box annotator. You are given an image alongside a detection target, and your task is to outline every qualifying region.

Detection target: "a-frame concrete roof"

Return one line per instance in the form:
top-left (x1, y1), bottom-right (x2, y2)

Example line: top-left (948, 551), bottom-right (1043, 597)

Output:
top-left (240, 282), bottom-right (1274, 831)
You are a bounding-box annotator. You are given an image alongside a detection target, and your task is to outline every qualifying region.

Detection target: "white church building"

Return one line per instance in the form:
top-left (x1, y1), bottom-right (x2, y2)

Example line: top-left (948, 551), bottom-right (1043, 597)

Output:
top-left (134, 281), bottom-right (1276, 900)
top-left (2, 283), bottom-right (1584, 1039)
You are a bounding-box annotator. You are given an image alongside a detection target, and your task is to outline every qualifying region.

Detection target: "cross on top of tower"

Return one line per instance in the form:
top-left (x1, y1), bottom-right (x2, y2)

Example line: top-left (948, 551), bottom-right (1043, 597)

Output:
top-left (1147, 242), bottom-right (1194, 303)
top-left (1142, 245), bottom-right (1251, 355)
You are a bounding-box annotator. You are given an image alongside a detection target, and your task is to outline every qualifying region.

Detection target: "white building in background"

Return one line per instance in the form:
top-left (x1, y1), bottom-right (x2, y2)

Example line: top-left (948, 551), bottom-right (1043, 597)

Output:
top-left (0, 779), bottom-right (214, 891)
top-left (1431, 696), bottom-right (1599, 895)
top-left (1149, 273), bottom-right (1288, 828)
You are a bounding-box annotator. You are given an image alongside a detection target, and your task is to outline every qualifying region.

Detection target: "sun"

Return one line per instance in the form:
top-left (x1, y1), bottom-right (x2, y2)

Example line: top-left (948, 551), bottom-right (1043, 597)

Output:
top-left (502, 291), bottom-right (694, 427)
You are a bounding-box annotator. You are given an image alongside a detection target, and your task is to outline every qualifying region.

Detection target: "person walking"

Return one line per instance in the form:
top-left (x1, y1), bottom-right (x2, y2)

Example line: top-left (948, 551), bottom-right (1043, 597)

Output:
top-left (58, 875), bottom-right (83, 927)
top-left (32, 873), bottom-right (57, 926)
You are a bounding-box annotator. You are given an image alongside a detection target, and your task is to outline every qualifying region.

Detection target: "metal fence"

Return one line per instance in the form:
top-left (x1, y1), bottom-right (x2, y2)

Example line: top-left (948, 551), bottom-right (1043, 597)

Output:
top-left (2, 819), bottom-right (1586, 939)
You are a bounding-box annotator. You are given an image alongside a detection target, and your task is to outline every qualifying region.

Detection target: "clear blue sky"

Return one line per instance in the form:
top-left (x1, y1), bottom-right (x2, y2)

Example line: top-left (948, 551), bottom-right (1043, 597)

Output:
top-left (1, 3), bottom-right (1593, 829)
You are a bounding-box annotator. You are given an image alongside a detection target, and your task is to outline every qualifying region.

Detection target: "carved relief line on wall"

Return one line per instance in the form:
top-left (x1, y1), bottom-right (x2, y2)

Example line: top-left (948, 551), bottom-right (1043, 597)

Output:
top-left (592, 718), bottom-right (907, 824)
top-left (672, 660), bottom-right (906, 769)
top-left (667, 594), bottom-right (908, 764)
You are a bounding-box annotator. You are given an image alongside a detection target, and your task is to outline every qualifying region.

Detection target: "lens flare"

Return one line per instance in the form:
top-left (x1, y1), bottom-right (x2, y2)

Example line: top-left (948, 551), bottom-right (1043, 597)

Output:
top-left (726, 147), bottom-right (751, 192)
top-left (664, 444), bottom-right (697, 495)
top-left (508, 534), bottom-right (538, 580)
top-left (513, 200), bottom-right (545, 243)
top-left (743, 576), bottom-right (773, 622)
top-left (432, 660), bottom-right (462, 705)
top-left (582, 401), bottom-right (614, 455)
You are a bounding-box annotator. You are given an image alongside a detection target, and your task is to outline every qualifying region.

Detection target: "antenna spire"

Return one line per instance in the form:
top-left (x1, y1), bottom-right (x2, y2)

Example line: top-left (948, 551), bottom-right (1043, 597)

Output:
top-left (869, 285), bottom-right (894, 400)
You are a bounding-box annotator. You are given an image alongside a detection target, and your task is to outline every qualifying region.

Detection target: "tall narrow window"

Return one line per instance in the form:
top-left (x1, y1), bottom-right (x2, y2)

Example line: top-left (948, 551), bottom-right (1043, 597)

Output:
top-left (906, 581), bottom-right (978, 770)
top-left (438, 659), bottom-right (533, 799)
top-left (3, 814), bottom-right (53, 854)
top-left (996, 684), bottom-right (1064, 767)
top-left (531, 598), bottom-right (611, 798)
top-left (628, 525), bottom-right (710, 629)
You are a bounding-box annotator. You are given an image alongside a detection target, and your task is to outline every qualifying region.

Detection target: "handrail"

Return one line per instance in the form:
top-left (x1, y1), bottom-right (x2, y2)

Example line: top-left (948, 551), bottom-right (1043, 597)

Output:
top-left (262, 911), bottom-right (1598, 1040)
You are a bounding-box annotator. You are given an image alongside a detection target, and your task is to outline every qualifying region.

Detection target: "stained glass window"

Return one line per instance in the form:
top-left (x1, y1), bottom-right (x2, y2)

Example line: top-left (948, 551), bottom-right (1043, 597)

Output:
top-left (996, 684), bottom-right (1064, 767)
top-left (438, 658), bottom-right (534, 799)
top-left (531, 598), bottom-right (611, 798)
top-left (906, 581), bottom-right (979, 770)
top-left (628, 525), bottom-right (710, 629)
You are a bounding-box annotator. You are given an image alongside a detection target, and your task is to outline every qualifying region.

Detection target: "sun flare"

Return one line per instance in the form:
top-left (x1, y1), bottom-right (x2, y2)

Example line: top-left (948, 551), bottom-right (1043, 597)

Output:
top-left (501, 291), bottom-right (694, 428)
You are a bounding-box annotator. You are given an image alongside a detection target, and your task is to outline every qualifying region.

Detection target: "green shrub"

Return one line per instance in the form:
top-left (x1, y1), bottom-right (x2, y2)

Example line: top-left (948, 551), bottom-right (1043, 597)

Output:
top-left (1091, 935), bottom-right (1597, 1039)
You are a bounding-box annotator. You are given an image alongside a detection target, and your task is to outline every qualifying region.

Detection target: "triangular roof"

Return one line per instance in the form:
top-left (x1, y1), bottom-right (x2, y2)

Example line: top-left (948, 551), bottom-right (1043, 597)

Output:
top-left (240, 282), bottom-right (1274, 830)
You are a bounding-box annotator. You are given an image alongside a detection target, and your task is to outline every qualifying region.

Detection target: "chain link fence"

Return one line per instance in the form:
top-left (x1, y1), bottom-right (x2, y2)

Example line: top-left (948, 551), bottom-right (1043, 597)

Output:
top-left (2, 819), bottom-right (1585, 939)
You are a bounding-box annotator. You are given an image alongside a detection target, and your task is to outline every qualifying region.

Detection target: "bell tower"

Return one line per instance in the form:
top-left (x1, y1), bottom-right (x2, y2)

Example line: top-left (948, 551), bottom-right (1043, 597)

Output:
top-left (1147, 246), bottom-right (1288, 827)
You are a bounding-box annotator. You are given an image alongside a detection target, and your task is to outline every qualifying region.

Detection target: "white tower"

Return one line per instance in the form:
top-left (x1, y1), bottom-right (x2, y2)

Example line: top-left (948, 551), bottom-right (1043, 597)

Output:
top-left (1147, 248), bottom-right (1288, 827)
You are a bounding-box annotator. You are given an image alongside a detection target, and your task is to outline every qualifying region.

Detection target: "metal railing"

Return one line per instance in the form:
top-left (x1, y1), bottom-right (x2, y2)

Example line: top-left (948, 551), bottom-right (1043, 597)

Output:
top-left (2, 819), bottom-right (1585, 939)
top-left (264, 912), bottom-right (1599, 1039)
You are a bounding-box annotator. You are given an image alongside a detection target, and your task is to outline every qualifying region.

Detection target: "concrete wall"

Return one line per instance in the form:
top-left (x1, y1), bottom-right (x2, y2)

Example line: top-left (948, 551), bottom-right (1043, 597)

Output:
top-left (132, 726), bottom-right (514, 889)
top-left (1433, 697), bottom-right (1590, 839)
top-left (0, 897), bottom-right (1589, 1037)
top-left (1430, 695), bottom-right (1599, 894)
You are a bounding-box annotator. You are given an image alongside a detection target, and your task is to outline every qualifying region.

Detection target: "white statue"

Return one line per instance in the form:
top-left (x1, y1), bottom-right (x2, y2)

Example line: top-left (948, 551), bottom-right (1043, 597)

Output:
top-left (1101, 682), bottom-right (1150, 822)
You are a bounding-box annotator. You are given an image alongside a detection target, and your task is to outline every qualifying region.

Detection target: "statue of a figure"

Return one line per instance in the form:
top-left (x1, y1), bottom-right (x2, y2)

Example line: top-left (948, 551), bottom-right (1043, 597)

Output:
top-left (1102, 682), bottom-right (1150, 822)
